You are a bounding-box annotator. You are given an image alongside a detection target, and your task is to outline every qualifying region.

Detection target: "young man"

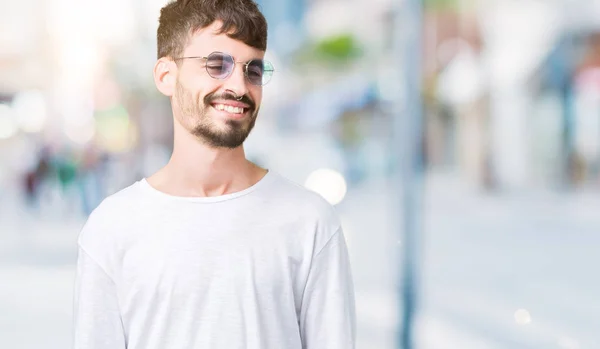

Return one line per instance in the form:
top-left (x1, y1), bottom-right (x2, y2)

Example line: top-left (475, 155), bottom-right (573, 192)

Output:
top-left (73, 0), bottom-right (356, 348)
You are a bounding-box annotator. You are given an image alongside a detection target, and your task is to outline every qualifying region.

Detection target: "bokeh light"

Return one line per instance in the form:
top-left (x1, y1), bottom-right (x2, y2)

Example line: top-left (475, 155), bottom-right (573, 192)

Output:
top-left (12, 90), bottom-right (48, 133)
top-left (64, 118), bottom-right (96, 145)
top-left (95, 105), bottom-right (137, 153)
top-left (304, 168), bottom-right (347, 205)
top-left (0, 104), bottom-right (19, 140)
top-left (514, 309), bottom-right (532, 325)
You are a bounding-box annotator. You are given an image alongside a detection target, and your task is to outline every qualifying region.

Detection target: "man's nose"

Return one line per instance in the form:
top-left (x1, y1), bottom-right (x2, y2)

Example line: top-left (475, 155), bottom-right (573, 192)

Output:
top-left (222, 63), bottom-right (249, 98)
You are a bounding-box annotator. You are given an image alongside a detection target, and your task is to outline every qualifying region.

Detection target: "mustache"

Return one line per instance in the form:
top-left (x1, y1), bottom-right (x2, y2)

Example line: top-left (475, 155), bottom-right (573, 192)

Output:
top-left (204, 92), bottom-right (256, 111)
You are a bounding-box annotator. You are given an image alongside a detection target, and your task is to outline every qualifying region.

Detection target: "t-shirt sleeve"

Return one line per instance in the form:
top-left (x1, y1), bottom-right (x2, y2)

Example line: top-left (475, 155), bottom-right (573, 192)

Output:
top-left (73, 245), bottom-right (126, 349)
top-left (299, 228), bottom-right (356, 349)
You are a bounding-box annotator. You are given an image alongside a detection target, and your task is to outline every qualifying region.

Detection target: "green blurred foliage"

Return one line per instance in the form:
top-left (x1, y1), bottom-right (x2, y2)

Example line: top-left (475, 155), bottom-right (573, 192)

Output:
top-left (424, 0), bottom-right (466, 10)
top-left (313, 34), bottom-right (363, 61)
top-left (293, 33), bottom-right (363, 70)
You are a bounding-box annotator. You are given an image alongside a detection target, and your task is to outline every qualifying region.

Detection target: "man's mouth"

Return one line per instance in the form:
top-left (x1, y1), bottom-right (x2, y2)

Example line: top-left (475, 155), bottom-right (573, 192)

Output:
top-left (211, 103), bottom-right (248, 115)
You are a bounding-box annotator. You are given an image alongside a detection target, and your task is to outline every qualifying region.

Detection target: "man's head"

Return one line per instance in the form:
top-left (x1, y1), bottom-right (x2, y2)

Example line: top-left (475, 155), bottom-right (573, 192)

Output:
top-left (154, 0), bottom-right (270, 149)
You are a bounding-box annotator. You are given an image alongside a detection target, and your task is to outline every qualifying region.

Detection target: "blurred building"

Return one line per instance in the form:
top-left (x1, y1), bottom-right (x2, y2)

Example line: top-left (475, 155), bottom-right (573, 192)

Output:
top-left (3, 0), bottom-right (600, 196)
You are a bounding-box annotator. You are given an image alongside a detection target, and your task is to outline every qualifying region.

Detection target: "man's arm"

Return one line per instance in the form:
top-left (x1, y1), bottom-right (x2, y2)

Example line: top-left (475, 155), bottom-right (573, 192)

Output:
top-left (73, 246), bottom-right (126, 349)
top-left (299, 228), bottom-right (356, 349)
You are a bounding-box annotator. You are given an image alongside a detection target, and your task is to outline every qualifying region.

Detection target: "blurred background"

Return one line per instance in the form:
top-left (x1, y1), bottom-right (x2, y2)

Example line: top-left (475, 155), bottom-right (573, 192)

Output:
top-left (1, 0), bottom-right (600, 348)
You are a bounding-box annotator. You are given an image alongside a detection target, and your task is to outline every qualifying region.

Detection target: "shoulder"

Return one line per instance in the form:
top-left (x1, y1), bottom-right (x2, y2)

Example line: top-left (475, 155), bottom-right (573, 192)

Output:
top-left (263, 171), bottom-right (342, 250)
top-left (266, 171), bottom-right (340, 219)
top-left (78, 180), bottom-right (144, 248)
top-left (76, 180), bottom-right (146, 278)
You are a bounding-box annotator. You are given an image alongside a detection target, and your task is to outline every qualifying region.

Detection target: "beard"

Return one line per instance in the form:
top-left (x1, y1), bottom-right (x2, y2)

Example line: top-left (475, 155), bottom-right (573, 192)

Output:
top-left (175, 80), bottom-right (259, 149)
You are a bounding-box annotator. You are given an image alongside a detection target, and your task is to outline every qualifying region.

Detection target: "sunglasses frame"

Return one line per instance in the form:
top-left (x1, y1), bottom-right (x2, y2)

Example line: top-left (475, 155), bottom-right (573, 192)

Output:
top-left (173, 51), bottom-right (274, 86)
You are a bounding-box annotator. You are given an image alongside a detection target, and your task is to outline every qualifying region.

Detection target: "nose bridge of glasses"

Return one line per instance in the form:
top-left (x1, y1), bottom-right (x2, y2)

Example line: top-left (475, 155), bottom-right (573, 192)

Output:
top-left (229, 60), bottom-right (255, 85)
top-left (222, 60), bottom-right (250, 93)
top-left (234, 60), bottom-right (251, 76)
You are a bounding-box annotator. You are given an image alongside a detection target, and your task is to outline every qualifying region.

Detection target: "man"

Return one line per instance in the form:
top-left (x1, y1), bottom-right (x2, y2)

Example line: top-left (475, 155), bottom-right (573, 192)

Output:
top-left (73, 0), bottom-right (356, 348)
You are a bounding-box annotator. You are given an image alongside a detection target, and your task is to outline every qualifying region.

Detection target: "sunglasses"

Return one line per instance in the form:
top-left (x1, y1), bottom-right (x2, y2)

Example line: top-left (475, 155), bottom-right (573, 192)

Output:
top-left (173, 51), bottom-right (274, 86)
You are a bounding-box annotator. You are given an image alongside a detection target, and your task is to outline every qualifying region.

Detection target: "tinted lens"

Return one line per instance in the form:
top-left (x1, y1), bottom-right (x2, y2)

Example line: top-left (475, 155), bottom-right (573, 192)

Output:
top-left (246, 60), bottom-right (274, 86)
top-left (205, 52), bottom-right (234, 79)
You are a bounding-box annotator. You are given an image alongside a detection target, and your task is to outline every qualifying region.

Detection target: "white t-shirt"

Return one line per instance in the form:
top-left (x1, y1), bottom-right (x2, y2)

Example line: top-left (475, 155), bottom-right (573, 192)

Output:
top-left (73, 170), bottom-right (355, 349)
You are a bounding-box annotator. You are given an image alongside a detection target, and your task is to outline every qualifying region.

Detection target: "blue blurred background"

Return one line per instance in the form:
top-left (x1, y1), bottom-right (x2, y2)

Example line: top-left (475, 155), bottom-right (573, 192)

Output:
top-left (1, 0), bottom-right (600, 348)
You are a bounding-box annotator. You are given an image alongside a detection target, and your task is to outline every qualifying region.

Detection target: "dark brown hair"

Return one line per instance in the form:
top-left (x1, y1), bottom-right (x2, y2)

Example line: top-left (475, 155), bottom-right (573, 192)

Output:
top-left (157, 0), bottom-right (268, 59)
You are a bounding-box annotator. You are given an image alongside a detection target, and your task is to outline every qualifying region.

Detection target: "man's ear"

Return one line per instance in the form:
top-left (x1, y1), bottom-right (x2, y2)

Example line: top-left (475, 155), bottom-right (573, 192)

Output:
top-left (154, 58), bottom-right (176, 97)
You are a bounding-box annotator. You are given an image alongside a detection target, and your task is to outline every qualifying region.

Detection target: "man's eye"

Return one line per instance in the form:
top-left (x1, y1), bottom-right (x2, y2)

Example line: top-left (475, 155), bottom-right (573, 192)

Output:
top-left (248, 68), bottom-right (263, 77)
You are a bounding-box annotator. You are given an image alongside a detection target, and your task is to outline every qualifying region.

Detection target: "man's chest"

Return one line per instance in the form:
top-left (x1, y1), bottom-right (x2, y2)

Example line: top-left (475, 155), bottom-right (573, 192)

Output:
top-left (117, 222), bottom-right (303, 300)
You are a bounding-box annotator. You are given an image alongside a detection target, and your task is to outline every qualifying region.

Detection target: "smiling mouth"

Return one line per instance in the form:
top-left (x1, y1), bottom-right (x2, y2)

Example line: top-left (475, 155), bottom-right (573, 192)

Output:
top-left (211, 103), bottom-right (248, 115)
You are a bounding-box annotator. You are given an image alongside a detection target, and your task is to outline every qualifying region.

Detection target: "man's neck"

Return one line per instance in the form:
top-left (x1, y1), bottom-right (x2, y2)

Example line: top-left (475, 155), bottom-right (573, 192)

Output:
top-left (146, 130), bottom-right (266, 198)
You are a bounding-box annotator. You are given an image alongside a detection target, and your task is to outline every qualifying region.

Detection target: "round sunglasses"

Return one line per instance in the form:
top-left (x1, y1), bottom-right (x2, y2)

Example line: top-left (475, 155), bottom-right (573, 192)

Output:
top-left (173, 51), bottom-right (274, 86)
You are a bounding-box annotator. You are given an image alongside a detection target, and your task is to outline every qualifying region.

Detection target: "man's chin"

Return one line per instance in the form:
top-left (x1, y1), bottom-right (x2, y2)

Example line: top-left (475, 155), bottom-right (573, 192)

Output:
top-left (190, 127), bottom-right (250, 149)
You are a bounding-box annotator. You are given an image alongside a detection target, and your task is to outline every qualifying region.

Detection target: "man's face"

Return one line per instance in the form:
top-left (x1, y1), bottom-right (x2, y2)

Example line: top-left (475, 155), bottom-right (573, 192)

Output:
top-left (172, 21), bottom-right (264, 149)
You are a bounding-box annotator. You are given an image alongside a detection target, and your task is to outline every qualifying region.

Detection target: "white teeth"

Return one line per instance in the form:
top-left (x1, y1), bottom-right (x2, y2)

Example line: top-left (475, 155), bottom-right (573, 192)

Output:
top-left (214, 104), bottom-right (244, 114)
